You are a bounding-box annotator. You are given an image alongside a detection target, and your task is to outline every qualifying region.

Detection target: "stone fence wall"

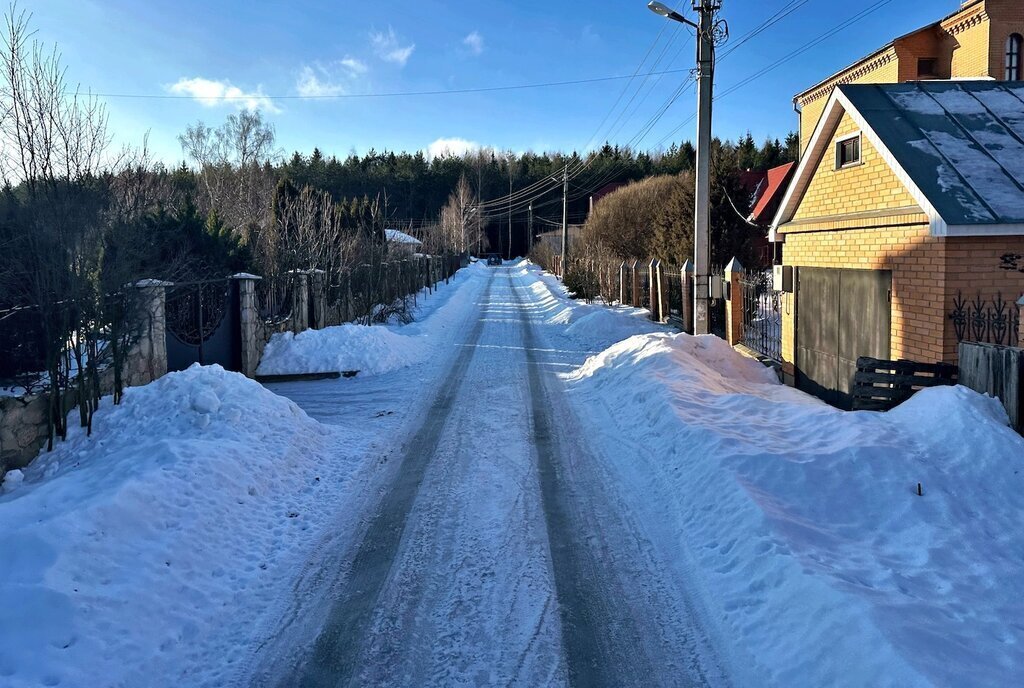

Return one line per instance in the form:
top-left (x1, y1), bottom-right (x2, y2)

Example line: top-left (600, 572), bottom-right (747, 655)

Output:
top-left (1, 256), bottom-right (462, 476)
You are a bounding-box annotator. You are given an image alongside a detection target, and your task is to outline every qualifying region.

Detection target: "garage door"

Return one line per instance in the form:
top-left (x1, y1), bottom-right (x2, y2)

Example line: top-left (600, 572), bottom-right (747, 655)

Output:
top-left (796, 267), bottom-right (891, 409)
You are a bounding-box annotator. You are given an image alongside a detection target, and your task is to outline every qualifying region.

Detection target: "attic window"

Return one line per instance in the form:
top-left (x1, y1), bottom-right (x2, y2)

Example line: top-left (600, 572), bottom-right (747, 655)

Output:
top-left (836, 134), bottom-right (861, 169)
top-left (917, 58), bottom-right (938, 78)
top-left (1007, 34), bottom-right (1022, 81)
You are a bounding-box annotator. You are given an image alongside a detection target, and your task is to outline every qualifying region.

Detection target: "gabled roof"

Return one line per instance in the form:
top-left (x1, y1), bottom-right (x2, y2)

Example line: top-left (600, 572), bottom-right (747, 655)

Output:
top-left (384, 228), bottom-right (422, 245)
top-left (750, 162), bottom-right (796, 224)
top-left (772, 81), bottom-right (1024, 238)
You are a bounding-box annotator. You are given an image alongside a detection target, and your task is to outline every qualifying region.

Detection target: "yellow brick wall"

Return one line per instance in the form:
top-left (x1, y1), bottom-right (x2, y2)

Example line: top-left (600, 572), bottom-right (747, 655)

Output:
top-left (795, 0), bottom-right (1024, 155)
top-left (943, 236), bottom-right (1024, 358)
top-left (946, 3), bottom-right (991, 77)
top-left (792, 113), bottom-right (918, 221)
top-left (797, 55), bottom-right (898, 154)
top-left (984, 0), bottom-right (1024, 78)
top-left (779, 225), bottom-right (947, 375)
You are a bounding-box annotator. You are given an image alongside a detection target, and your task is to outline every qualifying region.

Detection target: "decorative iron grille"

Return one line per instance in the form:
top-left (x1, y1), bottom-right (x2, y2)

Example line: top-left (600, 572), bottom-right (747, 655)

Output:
top-left (949, 291), bottom-right (1020, 347)
top-left (739, 268), bottom-right (782, 362)
top-left (165, 280), bottom-right (231, 346)
top-left (257, 275), bottom-right (294, 325)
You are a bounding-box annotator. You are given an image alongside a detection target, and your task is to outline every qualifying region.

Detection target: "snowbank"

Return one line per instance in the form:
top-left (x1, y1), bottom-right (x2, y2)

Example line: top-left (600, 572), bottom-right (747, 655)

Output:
top-left (257, 322), bottom-right (424, 376)
top-left (255, 263), bottom-right (487, 377)
top-left (0, 365), bottom-right (350, 687)
top-left (565, 331), bottom-right (1024, 687)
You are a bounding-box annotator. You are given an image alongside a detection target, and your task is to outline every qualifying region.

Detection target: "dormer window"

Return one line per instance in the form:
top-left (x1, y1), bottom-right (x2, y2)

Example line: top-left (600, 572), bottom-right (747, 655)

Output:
top-left (917, 58), bottom-right (938, 78)
top-left (1007, 34), bottom-right (1023, 81)
top-left (836, 133), bottom-right (861, 169)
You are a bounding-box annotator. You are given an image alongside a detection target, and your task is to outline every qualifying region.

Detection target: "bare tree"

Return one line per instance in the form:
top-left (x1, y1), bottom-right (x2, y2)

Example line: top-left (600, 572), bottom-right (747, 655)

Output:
top-left (178, 109), bottom-right (279, 241)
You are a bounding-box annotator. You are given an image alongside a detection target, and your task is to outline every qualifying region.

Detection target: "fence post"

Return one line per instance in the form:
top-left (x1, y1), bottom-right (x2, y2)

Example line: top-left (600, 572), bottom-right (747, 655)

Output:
top-left (618, 261), bottom-right (628, 305)
top-left (724, 257), bottom-right (744, 346)
top-left (231, 274), bottom-right (262, 378)
top-left (682, 259), bottom-right (695, 334)
top-left (292, 271), bottom-right (309, 333)
top-left (130, 279), bottom-right (170, 385)
top-left (1018, 295), bottom-right (1024, 344)
top-left (630, 259), bottom-right (641, 308)
top-left (309, 270), bottom-right (326, 329)
top-left (649, 258), bottom-right (661, 321)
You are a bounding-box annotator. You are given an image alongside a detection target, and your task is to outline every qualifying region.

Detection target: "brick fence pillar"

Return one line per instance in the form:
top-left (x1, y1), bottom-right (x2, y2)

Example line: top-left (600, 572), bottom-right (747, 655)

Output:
top-left (682, 259), bottom-right (695, 334)
top-left (232, 274), bottom-right (262, 378)
top-left (724, 257), bottom-right (744, 346)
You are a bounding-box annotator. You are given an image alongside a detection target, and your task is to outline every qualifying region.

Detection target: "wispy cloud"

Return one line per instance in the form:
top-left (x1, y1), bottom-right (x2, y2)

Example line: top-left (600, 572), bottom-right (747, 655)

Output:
top-left (463, 31), bottom-right (484, 56)
top-left (427, 137), bottom-right (480, 159)
top-left (168, 77), bottom-right (279, 113)
top-left (370, 27), bottom-right (415, 66)
top-left (296, 58), bottom-right (368, 98)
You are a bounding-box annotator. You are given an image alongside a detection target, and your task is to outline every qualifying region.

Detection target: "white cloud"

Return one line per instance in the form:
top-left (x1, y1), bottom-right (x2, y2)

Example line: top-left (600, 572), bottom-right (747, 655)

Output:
top-left (168, 77), bottom-right (279, 113)
top-left (426, 137), bottom-right (480, 159)
top-left (463, 31), bottom-right (484, 55)
top-left (296, 58), bottom-right (368, 98)
top-left (370, 27), bottom-right (415, 66)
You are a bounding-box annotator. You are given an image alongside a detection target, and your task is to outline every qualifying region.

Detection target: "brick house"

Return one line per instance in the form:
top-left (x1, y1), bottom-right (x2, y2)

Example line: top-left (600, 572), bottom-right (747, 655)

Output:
top-left (769, 80), bottom-right (1024, 407)
top-left (794, 0), bottom-right (1024, 154)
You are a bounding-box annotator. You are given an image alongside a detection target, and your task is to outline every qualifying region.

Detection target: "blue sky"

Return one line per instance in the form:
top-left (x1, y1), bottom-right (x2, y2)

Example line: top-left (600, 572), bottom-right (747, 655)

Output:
top-left (25, 0), bottom-right (950, 164)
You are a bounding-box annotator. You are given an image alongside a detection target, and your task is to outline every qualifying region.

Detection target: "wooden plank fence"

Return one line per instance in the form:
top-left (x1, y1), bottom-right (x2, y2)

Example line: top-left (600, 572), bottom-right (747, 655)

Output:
top-left (852, 357), bottom-right (958, 412)
top-left (957, 342), bottom-right (1023, 432)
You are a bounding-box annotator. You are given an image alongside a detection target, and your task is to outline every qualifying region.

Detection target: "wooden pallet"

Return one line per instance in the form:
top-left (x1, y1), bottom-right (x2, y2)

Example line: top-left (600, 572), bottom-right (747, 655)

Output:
top-left (852, 357), bottom-right (957, 412)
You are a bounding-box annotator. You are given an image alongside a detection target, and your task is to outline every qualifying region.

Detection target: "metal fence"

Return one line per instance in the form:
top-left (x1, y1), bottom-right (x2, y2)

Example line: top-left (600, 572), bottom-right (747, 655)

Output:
top-left (949, 291), bottom-right (1020, 347)
top-left (164, 279), bottom-right (237, 371)
top-left (739, 268), bottom-right (782, 362)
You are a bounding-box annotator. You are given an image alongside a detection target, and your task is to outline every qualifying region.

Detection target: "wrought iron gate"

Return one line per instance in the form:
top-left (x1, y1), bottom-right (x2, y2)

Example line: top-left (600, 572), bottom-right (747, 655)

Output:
top-left (165, 279), bottom-right (239, 372)
top-left (739, 269), bottom-right (782, 362)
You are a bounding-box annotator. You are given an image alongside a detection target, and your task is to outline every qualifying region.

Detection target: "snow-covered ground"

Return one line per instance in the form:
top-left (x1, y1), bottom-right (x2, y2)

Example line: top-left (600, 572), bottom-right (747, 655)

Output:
top-left (2, 259), bottom-right (1022, 687)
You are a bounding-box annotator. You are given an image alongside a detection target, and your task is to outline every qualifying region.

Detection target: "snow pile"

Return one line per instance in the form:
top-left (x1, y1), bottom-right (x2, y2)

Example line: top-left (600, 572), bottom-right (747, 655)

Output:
top-left (564, 308), bottom-right (666, 349)
top-left (257, 322), bottom-right (424, 376)
top-left (566, 332), bottom-right (1024, 687)
top-left (0, 365), bottom-right (346, 687)
top-left (255, 263), bottom-right (486, 377)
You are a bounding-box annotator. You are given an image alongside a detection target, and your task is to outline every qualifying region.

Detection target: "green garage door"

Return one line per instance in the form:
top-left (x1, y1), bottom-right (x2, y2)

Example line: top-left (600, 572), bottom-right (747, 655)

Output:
top-left (796, 267), bottom-right (891, 409)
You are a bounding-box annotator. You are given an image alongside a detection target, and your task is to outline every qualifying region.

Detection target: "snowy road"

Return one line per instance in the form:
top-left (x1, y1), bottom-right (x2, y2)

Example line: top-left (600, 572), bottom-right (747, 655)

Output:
top-left (239, 267), bottom-right (727, 687)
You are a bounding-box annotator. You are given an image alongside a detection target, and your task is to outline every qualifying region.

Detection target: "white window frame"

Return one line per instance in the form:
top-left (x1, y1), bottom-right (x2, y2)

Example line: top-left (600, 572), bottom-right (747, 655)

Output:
top-left (835, 132), bottom-right (862, 169)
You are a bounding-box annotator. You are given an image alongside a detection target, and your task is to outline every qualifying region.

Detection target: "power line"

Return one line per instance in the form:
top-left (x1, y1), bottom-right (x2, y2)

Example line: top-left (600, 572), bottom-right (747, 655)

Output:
top-left (84, 68), bottom-right (698, 102)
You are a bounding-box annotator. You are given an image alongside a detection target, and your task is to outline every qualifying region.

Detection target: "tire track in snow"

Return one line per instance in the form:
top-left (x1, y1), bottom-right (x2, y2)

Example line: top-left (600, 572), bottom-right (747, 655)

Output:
top-left (282, 271), bottom-right (498, 687)
top-left (509, 270), bottom-right (718, 688)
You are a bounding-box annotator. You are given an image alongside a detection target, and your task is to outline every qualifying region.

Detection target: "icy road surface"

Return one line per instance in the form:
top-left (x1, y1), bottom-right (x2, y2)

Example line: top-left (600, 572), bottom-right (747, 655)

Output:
top-left (238, 267), bottom-right (728, 687)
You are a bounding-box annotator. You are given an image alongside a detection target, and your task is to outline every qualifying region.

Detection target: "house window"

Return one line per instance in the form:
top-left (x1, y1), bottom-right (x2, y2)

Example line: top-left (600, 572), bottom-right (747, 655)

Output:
top-left (917, 58), bottom-right (938, 77)
top-left (836, 134), bottom-right (861, 169)
top-left (1008, 34), bottom-right (1023, 81)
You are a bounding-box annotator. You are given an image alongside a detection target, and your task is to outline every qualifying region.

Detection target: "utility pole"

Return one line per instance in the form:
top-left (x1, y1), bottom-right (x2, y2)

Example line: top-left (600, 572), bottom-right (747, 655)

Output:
top-left (648, 0), bottom-right (719, 334)
top-left (508, 169), bottom-right (513, 259)
top-left (560, 163), bottom-right (568, 278)
top-left (528, 202), bottom-right (534, 251)
top-left (692, 0), bottom-right (718, 335)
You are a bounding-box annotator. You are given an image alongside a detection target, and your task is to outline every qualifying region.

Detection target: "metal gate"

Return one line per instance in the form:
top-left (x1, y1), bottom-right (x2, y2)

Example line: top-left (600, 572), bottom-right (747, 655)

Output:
top-left (740, 269), bottom-right (781, 362)
top-left (165, 279), bottom-right (240, 372)
top-left (796, 267), bottom-right (891, 409)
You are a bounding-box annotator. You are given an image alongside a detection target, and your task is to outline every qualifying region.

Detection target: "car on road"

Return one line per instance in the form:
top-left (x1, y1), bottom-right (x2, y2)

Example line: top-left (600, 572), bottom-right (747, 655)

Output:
top-left (486, 254), bottom-right (502, 266)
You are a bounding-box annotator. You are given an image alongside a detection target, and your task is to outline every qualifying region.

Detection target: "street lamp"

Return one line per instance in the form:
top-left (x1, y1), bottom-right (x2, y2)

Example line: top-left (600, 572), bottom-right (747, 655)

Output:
top-left (646, 1), bottom-right (697, 28)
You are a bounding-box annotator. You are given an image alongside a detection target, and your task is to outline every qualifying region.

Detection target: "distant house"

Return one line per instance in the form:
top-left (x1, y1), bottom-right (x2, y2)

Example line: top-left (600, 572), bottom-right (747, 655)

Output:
top-left (384, 228), bottom-right (423, 254)
top-left (770, 80), bottom-right (1024, 407)
top-left (794, 0), bottom-right (1024, 155)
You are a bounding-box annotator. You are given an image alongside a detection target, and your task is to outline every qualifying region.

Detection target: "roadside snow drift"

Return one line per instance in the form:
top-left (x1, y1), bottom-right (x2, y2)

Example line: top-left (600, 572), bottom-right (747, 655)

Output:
top-left (0, 365), bottom-right (344, 688)
top-left (566, 331), bottom-right (1024, 687)
top-left (256, 263), bottom-right (485, 377)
